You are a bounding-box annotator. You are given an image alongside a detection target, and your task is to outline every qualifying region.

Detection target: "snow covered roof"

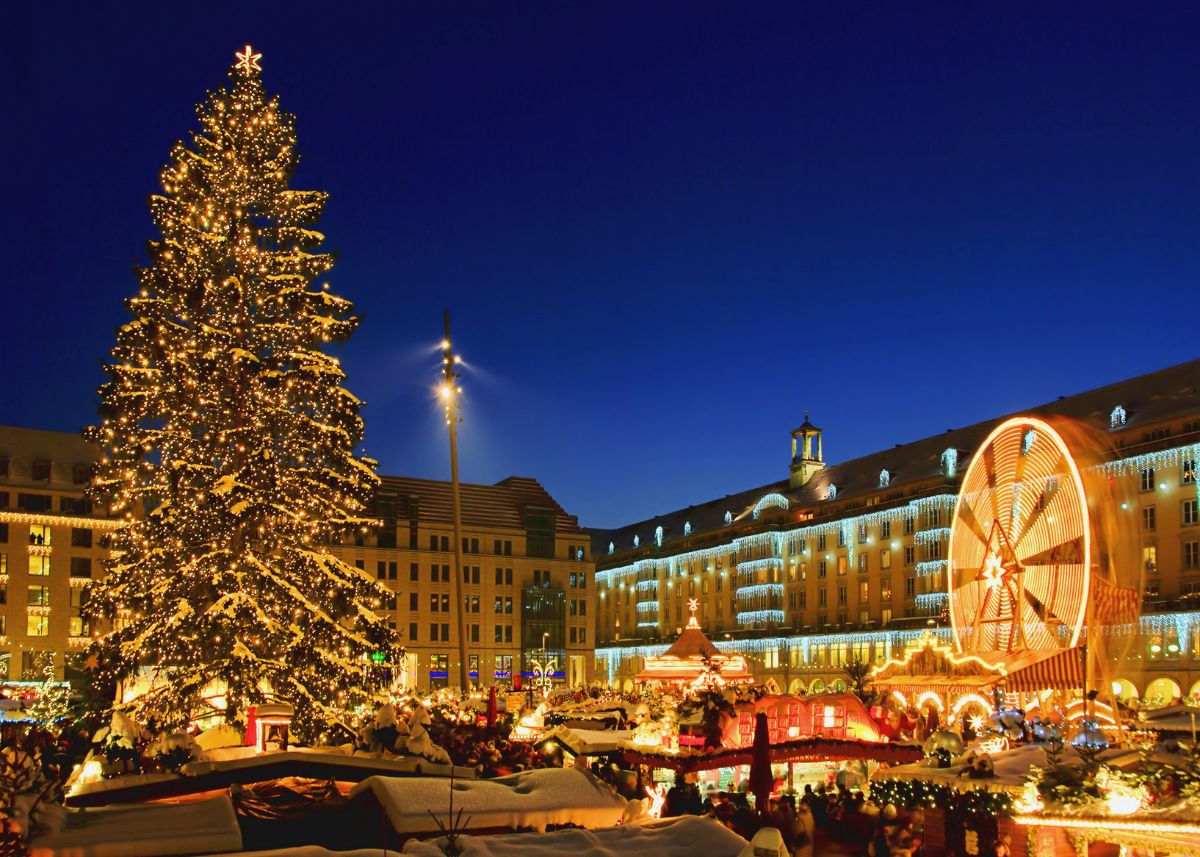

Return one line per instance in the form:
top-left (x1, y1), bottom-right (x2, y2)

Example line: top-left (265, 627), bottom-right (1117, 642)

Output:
top-left (349, 768), bottom-right (626, 834)
top-left (29, 794), bottom-right (241, 857)
top-left (397, 815), bottom-right (748, 857)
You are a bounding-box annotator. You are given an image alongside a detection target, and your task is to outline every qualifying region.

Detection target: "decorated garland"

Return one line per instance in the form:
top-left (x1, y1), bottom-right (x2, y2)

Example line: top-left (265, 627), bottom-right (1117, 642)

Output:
top-left (869, 778), bottom-right (1014, 817)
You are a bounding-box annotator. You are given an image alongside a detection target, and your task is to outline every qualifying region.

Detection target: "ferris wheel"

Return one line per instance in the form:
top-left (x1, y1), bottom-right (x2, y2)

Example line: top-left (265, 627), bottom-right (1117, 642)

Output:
top-left (948, 417), bottom-right (1091, 654)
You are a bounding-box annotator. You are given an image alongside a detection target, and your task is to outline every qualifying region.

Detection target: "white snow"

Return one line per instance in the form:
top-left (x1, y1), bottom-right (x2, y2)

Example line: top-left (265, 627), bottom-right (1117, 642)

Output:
top-left (67, 750), bottom-right (473, 803)
top-left (401, 816), bottom-right (747, 857)
top-left (350, 768), bottom-right (627, 834)
top-left (202, 817), bottom-right (746, 857)
top-left (29, 794), bottom-right (241, 857)
top-left (539, 726), bottom-right (633, 755)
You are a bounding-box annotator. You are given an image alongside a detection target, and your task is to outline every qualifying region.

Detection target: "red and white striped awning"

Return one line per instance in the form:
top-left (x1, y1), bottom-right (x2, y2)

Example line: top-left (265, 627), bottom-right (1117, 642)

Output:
top-left (997, 647), bottom-right (1082, 692)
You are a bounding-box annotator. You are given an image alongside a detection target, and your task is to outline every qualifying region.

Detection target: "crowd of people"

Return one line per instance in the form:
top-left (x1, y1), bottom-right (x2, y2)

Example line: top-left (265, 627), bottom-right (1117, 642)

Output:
top-left (651, 775), bottom-right (922, 857)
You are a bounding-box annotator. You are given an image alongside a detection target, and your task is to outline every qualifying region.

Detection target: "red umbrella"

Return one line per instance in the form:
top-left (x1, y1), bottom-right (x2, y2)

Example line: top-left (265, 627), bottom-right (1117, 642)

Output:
top-left (748, 711), bottom-right (774, 815)
top-left (486, 685), bottom-right (498, 728)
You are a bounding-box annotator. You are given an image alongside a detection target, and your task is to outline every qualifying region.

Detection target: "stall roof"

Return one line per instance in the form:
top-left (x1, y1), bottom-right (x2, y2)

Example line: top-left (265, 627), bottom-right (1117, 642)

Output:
top-left (624, 737), bottom-right (923, 773)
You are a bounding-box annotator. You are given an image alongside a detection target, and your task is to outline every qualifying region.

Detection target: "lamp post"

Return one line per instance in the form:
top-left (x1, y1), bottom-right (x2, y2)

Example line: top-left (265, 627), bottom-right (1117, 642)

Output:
top-left (441, 311), bottom-right (469, 691)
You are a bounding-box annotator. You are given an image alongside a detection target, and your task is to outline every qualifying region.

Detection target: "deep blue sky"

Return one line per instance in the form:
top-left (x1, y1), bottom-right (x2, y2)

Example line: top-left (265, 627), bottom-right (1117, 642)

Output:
top-left (4, 3), bottom-right (1198, 528)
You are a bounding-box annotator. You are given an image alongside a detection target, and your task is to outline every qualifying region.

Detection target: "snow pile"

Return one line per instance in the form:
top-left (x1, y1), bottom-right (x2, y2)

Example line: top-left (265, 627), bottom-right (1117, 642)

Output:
top-left (355, 703), bottom-right (451, 766)
top-left (196, 723), bottom-right (246, 751)
top-left (400, 815), bottom-right (747, 857)
top-left (147, 731), bottom-right (205, 771)
top-left (351, 767), bottom-right (627, 833)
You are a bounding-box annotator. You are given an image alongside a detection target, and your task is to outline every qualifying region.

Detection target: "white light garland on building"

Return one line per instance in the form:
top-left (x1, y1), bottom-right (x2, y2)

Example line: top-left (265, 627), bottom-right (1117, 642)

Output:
top-left (914, 592), bottom-right (949, 608)
top-left (736, 609), bottom-right (785, 625)
top-left (752, 493), bottom-right (790, 519)
top-left (915, 527), bottom-right (951, 545)
top-left (915, 559), bottom-right (948, 577)
top-left (0, 511), bottom-right (121, 530)
top-left (735, 583), bottom-right (784, 599)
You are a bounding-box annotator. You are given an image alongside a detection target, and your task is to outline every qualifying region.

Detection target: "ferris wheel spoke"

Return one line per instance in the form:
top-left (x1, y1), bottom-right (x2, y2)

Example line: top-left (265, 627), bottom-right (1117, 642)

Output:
top-left (1018, 536), bottom-right (1084, 567)
top-left (983, 444), bottom-right (1003, 531)
top-left (955, 497), bottom-right (991, 547)
top-left (1012, 477), bottom-right (1058, 549)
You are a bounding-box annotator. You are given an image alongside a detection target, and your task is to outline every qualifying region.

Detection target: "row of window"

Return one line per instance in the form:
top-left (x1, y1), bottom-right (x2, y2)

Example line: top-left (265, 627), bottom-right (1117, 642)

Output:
top-left (365, 560), bottom-right (584, 589)
top-left (0, 584), bottom-right (89, 637)
top-left (0, 493), bottom-right (92, 515)
top-left (781, 511), bottom-right (941, 556)
top-left (409, 622), bottom-right (517, 644)
top-left (0, 554), bottom-right (93, 578)
top-left (0, 460), bottom-right (92, 484)
top-left (1141, 501), bottom-right (1200, 531)
top-left (1143, 541), bottom-right (1200, 573)
top-left (1137, 461), bottom-right (1197, 492)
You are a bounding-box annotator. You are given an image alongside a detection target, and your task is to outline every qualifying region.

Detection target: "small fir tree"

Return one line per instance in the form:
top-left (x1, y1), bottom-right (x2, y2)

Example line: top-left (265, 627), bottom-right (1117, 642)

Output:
top-left (85, 46), bottom-right (397, 740)
top-left (843, 655), bottom-right (874, 703)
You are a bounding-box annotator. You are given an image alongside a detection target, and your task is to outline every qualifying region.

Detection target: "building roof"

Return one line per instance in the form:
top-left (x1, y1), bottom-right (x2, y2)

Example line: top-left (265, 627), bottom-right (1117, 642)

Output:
top-left (374, 474), bottom-right (585, 534)
top-left (592, 357), bottom-right (1200, 557)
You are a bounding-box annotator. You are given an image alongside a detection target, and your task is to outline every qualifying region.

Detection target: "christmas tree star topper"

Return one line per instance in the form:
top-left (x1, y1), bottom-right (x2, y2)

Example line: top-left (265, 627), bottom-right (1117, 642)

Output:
top-left (235, 44), bottom-right (262, 73)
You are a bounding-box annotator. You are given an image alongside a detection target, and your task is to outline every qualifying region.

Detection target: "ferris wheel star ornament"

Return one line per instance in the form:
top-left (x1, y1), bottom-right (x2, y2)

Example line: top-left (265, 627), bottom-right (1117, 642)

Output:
top-left (235, 45), bottom-right (263, 73)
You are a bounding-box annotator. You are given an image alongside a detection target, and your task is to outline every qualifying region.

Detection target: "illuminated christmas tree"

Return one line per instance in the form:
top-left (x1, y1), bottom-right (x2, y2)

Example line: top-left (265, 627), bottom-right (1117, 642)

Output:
top-left (85, 46), bottom-right (398, 740)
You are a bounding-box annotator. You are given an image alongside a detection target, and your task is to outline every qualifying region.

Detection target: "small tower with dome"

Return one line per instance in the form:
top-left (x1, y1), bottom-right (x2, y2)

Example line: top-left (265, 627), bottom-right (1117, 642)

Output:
top-left (789, 412), bottom-right (824, 488)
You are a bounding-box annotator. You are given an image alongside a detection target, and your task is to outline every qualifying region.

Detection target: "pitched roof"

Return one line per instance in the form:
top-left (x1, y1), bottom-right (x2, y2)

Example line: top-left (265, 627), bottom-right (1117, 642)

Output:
top-left (374, 474), bottom-right (584, 534)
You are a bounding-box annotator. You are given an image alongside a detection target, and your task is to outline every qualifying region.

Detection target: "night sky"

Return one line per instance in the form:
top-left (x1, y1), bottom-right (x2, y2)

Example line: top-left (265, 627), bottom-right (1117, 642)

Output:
top-left (5, 3), bottom-right (1198, 528)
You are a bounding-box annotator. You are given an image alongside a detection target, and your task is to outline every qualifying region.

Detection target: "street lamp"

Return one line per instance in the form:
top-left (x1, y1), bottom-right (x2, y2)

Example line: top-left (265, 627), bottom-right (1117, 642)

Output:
top-left (441, 311), bottom-right (469, 690)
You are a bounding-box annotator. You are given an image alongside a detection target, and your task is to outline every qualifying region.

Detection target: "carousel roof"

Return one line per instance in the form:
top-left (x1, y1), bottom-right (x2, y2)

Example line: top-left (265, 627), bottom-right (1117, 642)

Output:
top-left (636, 600), bottom-right (754, 684)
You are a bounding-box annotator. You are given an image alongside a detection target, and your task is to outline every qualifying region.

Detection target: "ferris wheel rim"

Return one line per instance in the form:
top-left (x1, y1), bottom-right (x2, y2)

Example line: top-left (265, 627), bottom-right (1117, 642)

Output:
top-left (947, 415), bottom-right (1092, 654)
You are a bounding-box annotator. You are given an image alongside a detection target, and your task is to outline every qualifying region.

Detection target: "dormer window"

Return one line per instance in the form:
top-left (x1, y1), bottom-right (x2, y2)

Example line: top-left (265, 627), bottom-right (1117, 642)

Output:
top-left (654, 526), bottom-right (664, 547)
top-left (879, 469), bottom-right (890, 488)
top-left (1110, 405), bottom-right (1128, 429)
top-left (633, 535), bottom-right (640, 549)
top-left (941, 448), bottom-right (958, 478)
top-left (31, 460), bottom-right (51, 481)
top-left (825, 484), bottom-right (837, 501)
top-left (752, 493), bottom-right (790, 519)
top-left (683, 521), bottom-right (692, 536)
top-left (724, 511), bottom-right (733, 525)
top-left (608, 541), bottom-right (615, 555)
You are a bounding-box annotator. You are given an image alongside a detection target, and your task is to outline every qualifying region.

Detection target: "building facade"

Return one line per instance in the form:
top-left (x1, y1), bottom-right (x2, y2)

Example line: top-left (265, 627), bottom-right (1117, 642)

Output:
top-left (0, 426), bottom-right (594, 691)
top-left (331, 475), bottom-right (595, 691)
top-left (0, 426), bottom-right (113, 683)
top-left (591, 360), bottom-right (1200, 708)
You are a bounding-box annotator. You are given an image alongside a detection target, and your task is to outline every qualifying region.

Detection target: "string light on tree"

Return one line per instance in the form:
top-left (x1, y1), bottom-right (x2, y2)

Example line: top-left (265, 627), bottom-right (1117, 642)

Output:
top-left (84, 47), bottom-right (399, 741)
